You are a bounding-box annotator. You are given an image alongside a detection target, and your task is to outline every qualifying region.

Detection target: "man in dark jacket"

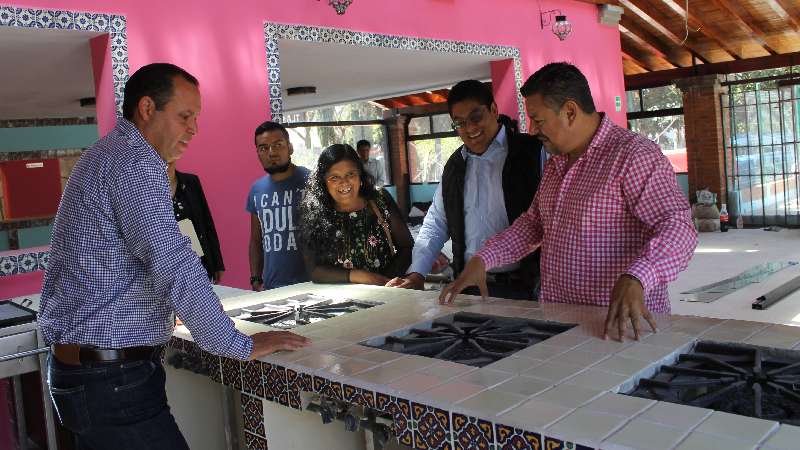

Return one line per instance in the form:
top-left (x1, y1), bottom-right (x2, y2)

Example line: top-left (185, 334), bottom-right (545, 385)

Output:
top-left (387, 80), bottom-right (542, 299)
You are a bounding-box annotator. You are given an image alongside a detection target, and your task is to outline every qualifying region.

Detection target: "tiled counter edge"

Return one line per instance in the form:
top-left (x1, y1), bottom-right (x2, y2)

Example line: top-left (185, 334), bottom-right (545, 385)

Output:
top-left (165, 335), bottom-right (594, 450)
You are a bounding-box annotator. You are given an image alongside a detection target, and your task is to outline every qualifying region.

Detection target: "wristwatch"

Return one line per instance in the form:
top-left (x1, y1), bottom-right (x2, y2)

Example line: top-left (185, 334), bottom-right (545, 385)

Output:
top-left (249, 275), bottom-right (263, 285)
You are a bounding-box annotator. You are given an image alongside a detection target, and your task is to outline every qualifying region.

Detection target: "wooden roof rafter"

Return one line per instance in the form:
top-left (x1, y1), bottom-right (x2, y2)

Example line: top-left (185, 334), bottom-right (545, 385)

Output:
top-left (705, 0), bottom-right (779, 55)
top-left (763, 0), bottom-right (800, 34)
top-left (650, 0), bottom-right (744, 60)
top-left (618, 0), bottom-right (715, 64)
top-left (619, 19), bottom-right (686, 68)
top-left (622, 51), bottom-right (649, 72)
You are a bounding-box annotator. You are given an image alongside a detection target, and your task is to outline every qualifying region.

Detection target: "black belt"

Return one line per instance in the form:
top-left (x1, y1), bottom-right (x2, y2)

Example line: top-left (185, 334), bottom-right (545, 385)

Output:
top-left (52, 343), bottom-right (164, 366)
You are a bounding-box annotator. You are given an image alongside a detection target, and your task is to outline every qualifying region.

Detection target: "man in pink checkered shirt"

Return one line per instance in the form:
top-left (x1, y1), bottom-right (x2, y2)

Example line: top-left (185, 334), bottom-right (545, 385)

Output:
top-left (440, 63), bottom-right (697, 341)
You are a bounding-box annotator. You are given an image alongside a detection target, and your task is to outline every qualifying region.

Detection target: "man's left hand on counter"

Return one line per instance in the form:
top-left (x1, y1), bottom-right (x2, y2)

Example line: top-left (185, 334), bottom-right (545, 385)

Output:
top-left (603, 274), bottom-right (658, 342)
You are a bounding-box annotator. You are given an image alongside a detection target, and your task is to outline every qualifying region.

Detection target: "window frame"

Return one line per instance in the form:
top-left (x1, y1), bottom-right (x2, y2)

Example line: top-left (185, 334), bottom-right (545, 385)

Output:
top-left (406, 112), bottom-right (461, 185)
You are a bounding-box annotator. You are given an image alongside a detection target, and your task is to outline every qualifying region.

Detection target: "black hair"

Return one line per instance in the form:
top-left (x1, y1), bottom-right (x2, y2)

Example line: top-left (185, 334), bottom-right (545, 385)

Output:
top-left (122, 63), bottom-right (198, 120)
top-left (447, 80), bottom-right (495, 115)
top-left (356, 139), bottom-right (371, 150)
top-left (520, 62), bottom-right (596, 113)
top-left (254, 121), bottom-right (290, 144)
top-left (299, 144), bottom-right (377, 254)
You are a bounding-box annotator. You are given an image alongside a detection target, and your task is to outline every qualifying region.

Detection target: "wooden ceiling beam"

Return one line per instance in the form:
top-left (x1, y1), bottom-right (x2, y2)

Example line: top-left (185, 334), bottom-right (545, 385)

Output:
top-left (625, 50), bottom-right (800, 89)
top-left (621, 36), bottom-right (677, 70)
top-left (622, 50), bottom-right (651, 72)
top-left (619, 20), bottom-right (686, 68)
top-left (707, 0), bottom-right (779, 55)
top-left (619, 0), bottom-right (713, 64)
top-left (763, 0), bottom-right (800, 34)
top-left (657, 0), bottom-right (743, 59)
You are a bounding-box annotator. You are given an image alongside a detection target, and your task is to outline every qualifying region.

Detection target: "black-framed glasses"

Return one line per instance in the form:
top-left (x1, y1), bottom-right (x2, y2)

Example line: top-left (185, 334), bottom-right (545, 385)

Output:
top-left (256, 140), bottom-right (288, 153)
top-left (451, 106), bottom-right (488, 131)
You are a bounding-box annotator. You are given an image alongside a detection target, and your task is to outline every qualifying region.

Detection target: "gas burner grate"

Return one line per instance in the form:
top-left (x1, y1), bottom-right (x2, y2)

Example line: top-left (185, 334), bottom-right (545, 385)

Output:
top-left (626, 341), bottom-right (800, 425)
top-left (360, 312), bottom-right (576, 367)
top-left (227, 295), bottom-right (382, 329)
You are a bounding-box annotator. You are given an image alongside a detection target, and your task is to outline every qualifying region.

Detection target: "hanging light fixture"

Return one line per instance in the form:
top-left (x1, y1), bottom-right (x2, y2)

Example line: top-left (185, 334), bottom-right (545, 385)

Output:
top-left (319, 0), bottom-right (353, 15)
top-left (540, 9), bottom-right (572, 41)
top-left (552, 15), bottom-right (572, 41)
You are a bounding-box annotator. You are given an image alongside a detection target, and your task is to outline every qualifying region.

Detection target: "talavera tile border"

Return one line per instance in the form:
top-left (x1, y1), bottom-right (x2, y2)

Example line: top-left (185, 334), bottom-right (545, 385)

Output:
top-left (169, 336), bottom-right (604, 450)
top-left (263, 22), bottom-right (527, 132)
top-left (0, 4), bottom-right (129, 116)
top-left (0, 4), bottom-right (130, 279)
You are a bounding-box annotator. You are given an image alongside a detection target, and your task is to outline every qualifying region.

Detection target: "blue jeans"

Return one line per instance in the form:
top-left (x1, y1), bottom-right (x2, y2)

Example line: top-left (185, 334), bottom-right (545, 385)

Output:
top-left (47, 353), bottom-right (189, 450)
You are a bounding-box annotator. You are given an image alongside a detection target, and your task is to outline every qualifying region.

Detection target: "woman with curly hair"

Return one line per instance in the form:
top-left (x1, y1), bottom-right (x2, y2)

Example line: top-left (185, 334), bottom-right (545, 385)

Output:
top-left (299, 144), bottom-right (412, 285)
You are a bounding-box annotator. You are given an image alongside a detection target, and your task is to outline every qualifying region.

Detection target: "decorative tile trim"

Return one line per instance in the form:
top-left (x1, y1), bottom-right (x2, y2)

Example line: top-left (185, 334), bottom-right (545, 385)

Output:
top-left (242, 360), bottom-right (265, 398)
top-left (452, 413), bottom-right (494, 450)
top-left (495, 424), bottom-right (542, 450)
top-left (287, 368), bottom-right (313, 409)
top-left (263, 22), bottom-right (527, 131)
top-left (376, 393), bottom-right (414, 447)
top-left (312, 375), bottom-right (343, 401)
top-left (221, 357), bottom-right (243, 390)
top-left (342, 384), bottom-right (375, 410)
top-left (412, 402), bottom-right (452, 450)
top-left (0, 249), bottom-right (52, 276)
top-left (262, 363), bottom-right (288, 405)
top-left (244, 432), bottom-right (268, 450)
top-left (0, 4), bottom-right (128, 118)
top-left (241, 393), bottom-right (266, 437)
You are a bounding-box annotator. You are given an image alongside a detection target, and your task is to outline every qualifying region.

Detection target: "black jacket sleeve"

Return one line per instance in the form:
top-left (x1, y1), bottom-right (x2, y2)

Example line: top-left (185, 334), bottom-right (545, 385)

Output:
top-left (380, 190), bottom-right (413, 278)
top-left (176, 171), bottom-right (225, 276)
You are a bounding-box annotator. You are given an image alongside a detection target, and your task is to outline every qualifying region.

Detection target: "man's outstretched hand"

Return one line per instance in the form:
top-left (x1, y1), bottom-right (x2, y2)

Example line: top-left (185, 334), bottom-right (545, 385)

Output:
top-left (438, 257), bottom-right (488, 304)
top-left (249, 331), bottom-right (311, 360)
top-left (603, 274), bottom-right (657, 341)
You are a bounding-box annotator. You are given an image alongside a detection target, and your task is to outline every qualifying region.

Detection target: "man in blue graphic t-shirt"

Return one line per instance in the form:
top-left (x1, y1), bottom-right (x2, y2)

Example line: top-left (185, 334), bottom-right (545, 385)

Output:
top-left (246, 121), bottom-right (310, 290)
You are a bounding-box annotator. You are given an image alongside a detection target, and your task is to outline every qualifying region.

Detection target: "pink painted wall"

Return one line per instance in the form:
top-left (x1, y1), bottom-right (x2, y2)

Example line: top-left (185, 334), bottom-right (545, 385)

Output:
top-left (10, 0), bottom-right (625, 290)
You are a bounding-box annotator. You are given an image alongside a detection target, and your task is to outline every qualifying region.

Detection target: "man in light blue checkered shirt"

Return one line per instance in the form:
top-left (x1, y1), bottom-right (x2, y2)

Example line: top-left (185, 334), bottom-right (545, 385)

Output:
top-left (40, 63), bottom-right (309, 449)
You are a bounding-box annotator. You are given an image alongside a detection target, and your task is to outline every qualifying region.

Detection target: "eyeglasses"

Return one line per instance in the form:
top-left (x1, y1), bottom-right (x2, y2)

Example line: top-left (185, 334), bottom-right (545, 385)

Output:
top-left (256, 140), bottom-right (288, 153)
top-left (451, 106), bottom-right (488, 131)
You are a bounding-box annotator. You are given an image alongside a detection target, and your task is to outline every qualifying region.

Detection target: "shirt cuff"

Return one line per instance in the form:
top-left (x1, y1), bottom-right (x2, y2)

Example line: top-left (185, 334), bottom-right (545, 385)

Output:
top-left (227, 332), bottom-right (254, 361)
top-left (475, 248), bottom-right (499, 272)
top-left (626, 259), bottom-right (658, 294)
top-left (408, 256), bottom-right (435, 277)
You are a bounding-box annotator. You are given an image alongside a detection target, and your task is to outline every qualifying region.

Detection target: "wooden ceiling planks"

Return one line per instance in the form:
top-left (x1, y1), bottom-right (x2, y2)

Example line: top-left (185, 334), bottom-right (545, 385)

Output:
top-left (612, 0), bottom-right (800, 78)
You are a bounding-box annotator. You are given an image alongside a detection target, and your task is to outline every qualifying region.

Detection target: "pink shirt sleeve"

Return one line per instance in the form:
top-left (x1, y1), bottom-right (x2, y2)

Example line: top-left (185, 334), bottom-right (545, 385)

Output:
top-left (476, 190), bottom-right (544, 270)
top-left (621, 138), bottom-right (698, 293)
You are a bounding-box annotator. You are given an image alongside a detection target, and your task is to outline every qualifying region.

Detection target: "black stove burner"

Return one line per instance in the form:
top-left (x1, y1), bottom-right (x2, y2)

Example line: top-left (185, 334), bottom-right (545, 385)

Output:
top-left (230, 297), bottom-right (381, 329)
top-left (361, 312), bottom-right (576, 367)
top-left (627, 341), bottom-right (800, 425)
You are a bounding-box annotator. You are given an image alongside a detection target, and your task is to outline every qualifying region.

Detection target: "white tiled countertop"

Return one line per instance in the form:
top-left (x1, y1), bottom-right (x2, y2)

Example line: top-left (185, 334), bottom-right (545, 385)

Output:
top-left (172, 282), bottom-right (800, 450)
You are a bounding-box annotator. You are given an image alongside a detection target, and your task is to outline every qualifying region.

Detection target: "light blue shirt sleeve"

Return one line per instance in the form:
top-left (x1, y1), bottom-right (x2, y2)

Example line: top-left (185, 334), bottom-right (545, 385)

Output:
top-left (407, 183), bottom-right (449, 276)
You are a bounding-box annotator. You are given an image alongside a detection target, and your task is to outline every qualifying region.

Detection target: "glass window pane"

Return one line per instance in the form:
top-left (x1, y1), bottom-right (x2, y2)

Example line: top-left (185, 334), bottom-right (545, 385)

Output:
top-left (408, 117), bottom-right (431, 136)
top-left (286, 124), bottom-right (389, 182)
top-left (641, 85), bottom-right (682, 111)
top-left (628, 115), bottom-right (686, 172)
top-left (408, 137), bottom-right (462, 183)
top-left (283, 101), bottom-right (386, 123)
top-left (626, 90), bottom-right (641, 113)
top-left (431, 114), bottom-right (453, 134)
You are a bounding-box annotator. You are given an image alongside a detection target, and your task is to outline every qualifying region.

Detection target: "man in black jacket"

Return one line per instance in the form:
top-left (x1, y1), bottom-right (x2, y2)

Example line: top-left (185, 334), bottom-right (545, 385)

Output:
top-left (168, 162), bottom-right (225, 283)
top-left (387, 80), bottom-right (542, 299)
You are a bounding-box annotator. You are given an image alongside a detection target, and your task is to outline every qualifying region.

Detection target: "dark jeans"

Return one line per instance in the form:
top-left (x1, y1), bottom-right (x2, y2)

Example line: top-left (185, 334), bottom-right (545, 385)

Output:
top-left (47, 353), bottom-right (189, 450)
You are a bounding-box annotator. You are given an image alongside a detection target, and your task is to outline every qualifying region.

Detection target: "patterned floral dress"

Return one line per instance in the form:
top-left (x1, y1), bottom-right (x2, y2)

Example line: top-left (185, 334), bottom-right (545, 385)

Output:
top-left (327, 192), bottom-right (396, 273)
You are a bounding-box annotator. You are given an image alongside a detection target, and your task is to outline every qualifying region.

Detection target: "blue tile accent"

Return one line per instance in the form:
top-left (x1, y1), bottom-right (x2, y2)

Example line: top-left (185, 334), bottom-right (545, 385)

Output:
top-left (0, 256), bottom-right (18, 276)
top-left (36, 252), bottom-right (49, 270)
top-left (17, 253), bottom-right (37, 273)
top-left (53, 10), bottom-right (73, 29)
top-left (15, 8), bottom-right (36, 27)
top-left (0, 5), bottom-right (15, 26)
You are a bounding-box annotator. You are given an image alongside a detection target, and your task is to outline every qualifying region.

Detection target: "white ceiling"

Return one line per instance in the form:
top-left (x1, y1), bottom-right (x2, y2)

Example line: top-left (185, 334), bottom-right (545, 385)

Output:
top-left (278, 39), bottom-right (495, 113)
top-left (0, 26), bottom-right (98, 120)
